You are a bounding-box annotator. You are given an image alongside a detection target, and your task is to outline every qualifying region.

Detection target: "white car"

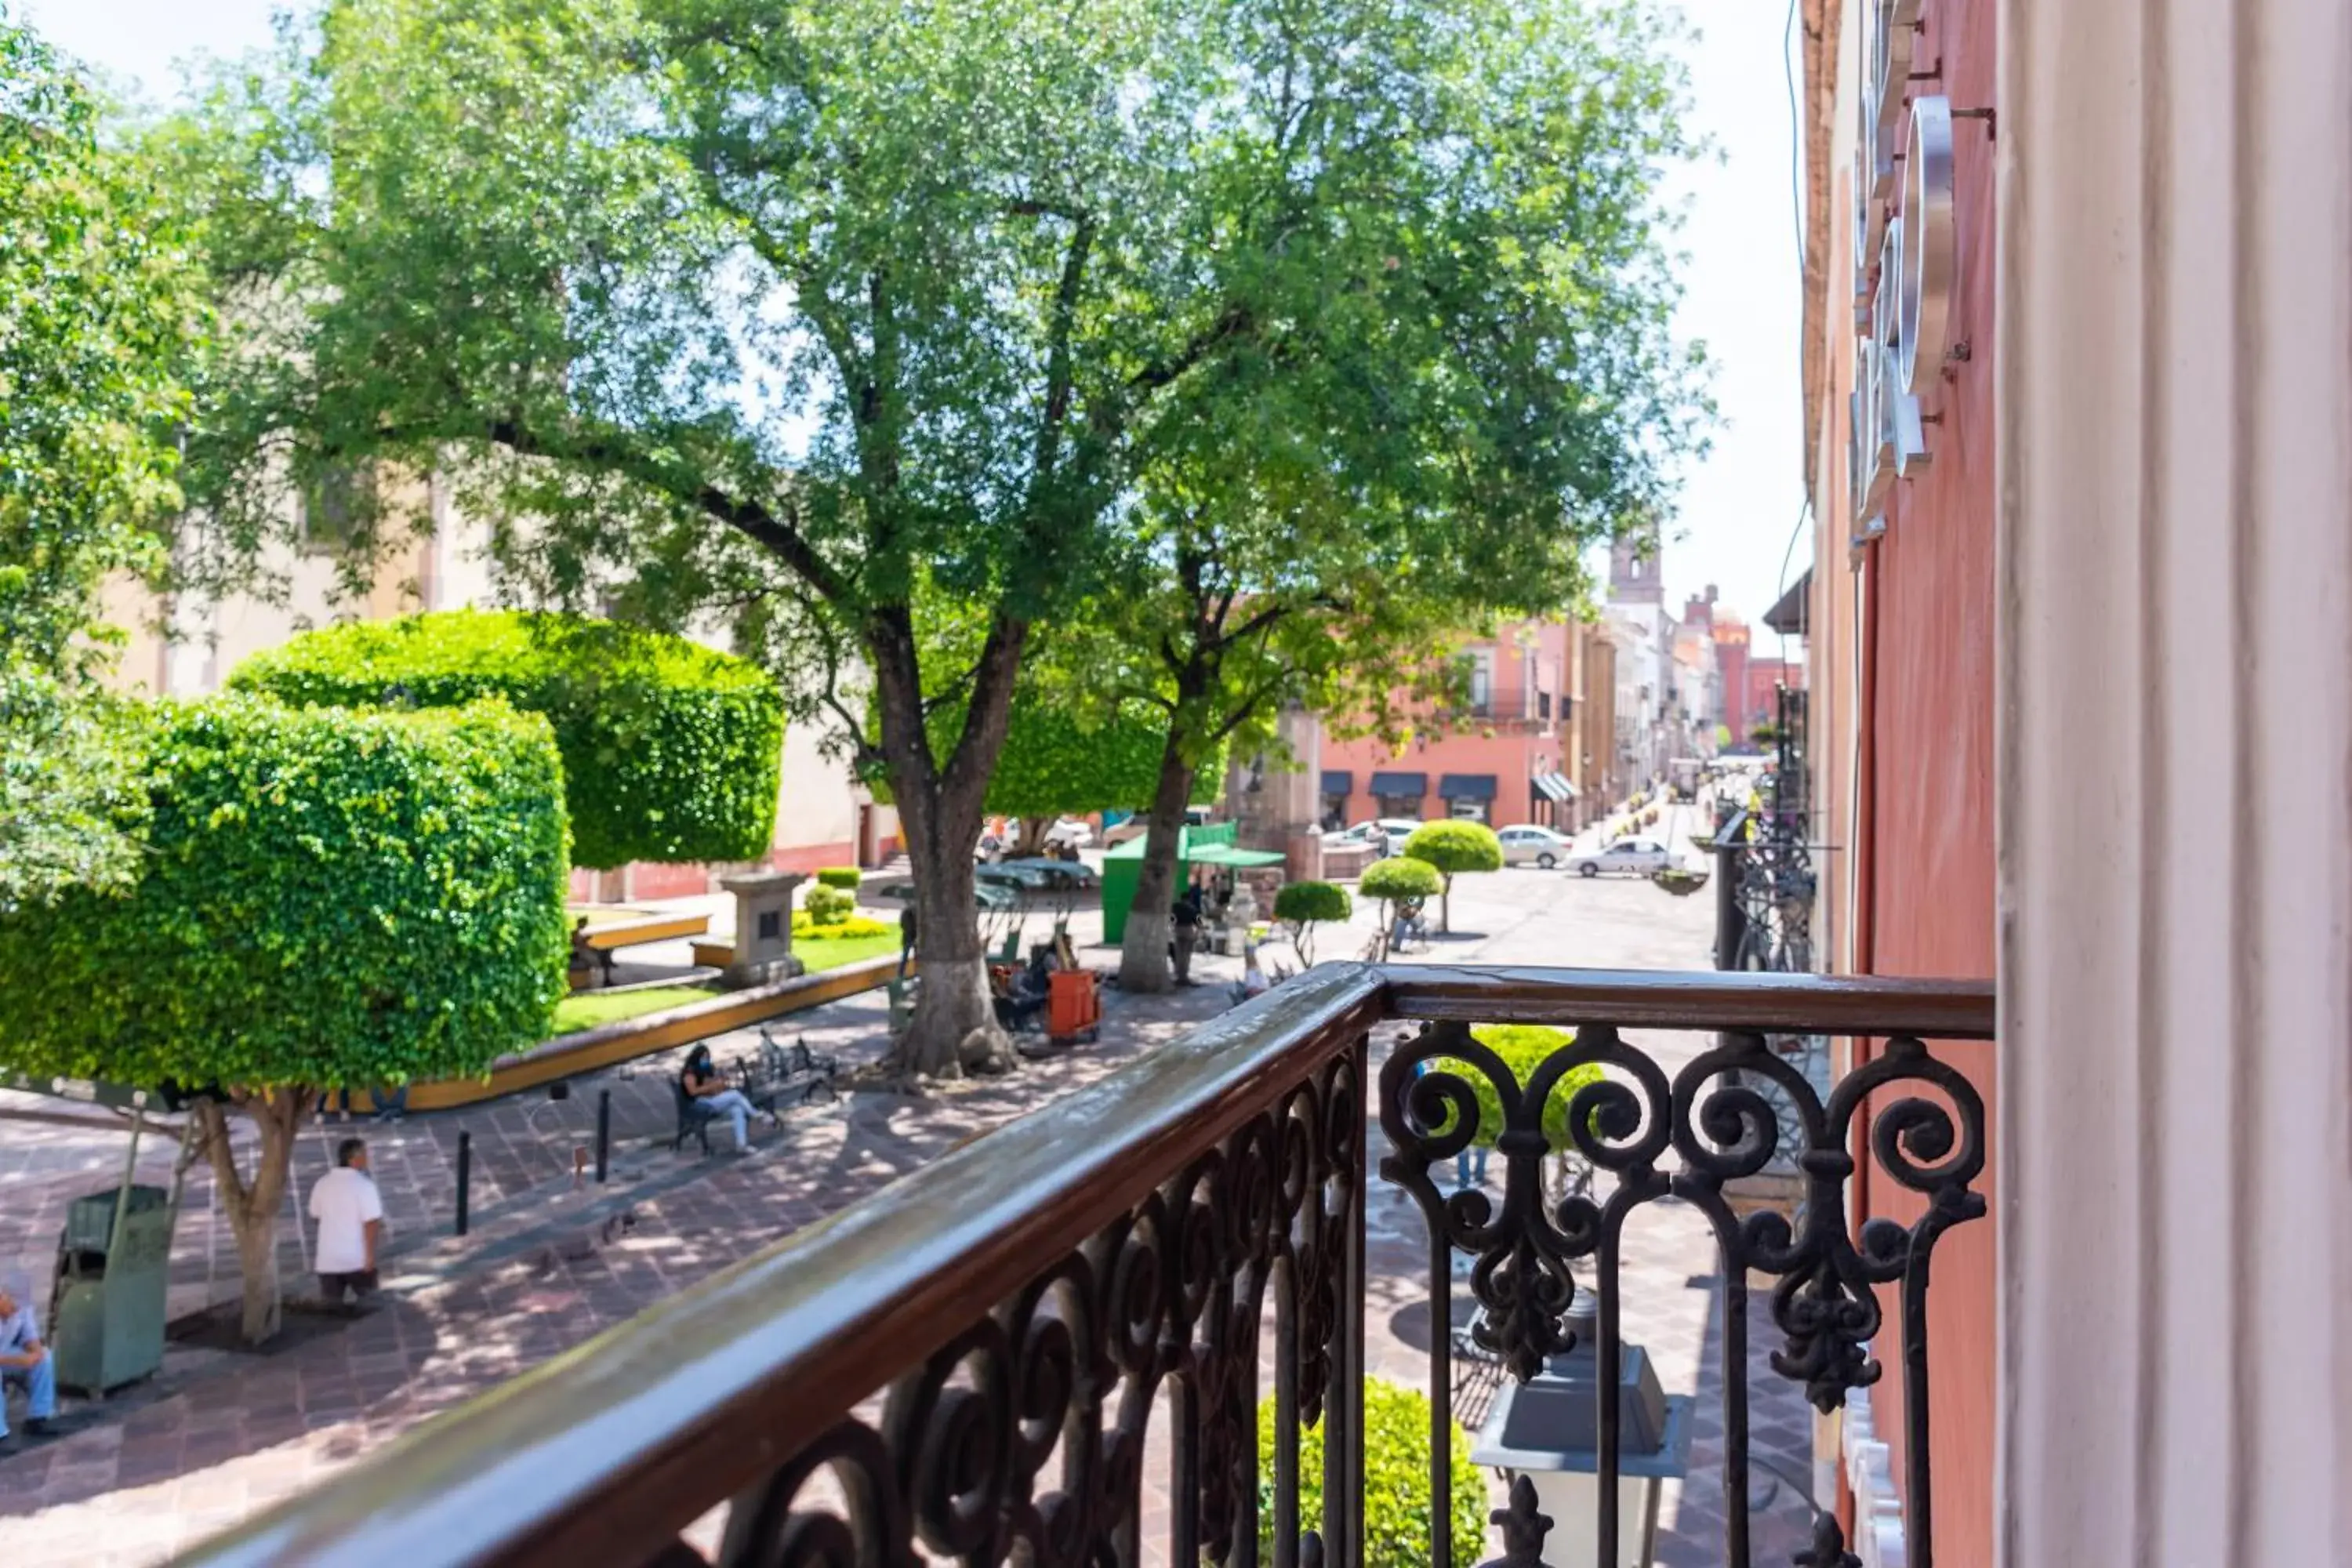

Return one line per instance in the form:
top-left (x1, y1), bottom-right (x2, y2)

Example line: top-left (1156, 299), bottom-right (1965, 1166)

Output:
top-left (1496, 824), bottom-right (1576, 868)
top-left (1326, 818), bottom-right (1422, 855)
top-left (1573, 837), bottom-right (1674, 878)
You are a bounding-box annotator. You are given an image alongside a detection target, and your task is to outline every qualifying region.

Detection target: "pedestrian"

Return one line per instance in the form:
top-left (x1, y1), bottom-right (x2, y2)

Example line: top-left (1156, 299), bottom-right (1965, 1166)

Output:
top-left (0, 1272), bottom-right (56, 1442)
top-left (308, 1138), bottom-right (384, 1307)
top-left (1171, 882), bottom-right (1203, 985)
top-left (898, 901), bottom-right (918, 978)
top-left (681, 1044), bottom-right (760, 1154)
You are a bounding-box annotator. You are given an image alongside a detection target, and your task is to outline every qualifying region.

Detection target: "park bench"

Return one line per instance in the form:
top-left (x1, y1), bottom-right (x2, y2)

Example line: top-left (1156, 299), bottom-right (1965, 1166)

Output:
top-left (737, 1030), bottom-right (840, 1113)
top-left (669, 1079), bottom-right (720, 1154)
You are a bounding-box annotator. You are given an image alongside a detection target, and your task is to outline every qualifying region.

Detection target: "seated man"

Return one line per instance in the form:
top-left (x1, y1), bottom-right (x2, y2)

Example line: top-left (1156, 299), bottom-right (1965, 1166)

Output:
top-left (681, 1045), bottom-right (763, 1153)
top-left (1004, 946), bottom-right (1054, 1031)
top-left (0, 1272), bottom-right (57, 1442)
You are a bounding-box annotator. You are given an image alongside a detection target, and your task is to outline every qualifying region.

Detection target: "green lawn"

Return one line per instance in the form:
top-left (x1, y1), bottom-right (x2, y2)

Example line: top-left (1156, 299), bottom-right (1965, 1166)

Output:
top-left (797, 929), bottom-right (902, 971)
top-left (549, 931), bottom-right (900, 1037)
top-left (551, 985), bottom-right (716, 1035)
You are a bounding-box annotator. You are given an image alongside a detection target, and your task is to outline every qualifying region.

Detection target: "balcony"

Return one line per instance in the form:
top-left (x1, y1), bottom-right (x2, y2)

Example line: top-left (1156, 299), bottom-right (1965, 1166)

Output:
top-left (1435, 691), bottom-right (1562, 732)
top-left (182, 964), bottom-right (1993, 1568)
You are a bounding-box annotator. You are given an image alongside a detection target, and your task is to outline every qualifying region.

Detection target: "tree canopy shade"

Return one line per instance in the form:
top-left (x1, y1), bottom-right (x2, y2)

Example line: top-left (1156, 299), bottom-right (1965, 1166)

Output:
top-left (227, 610), bottom-right (784, 869)
top-left (0, 696), bottom-right (570, 1338)
top-left (171, 0), bottom-right (1702, 1073)
top-left (0, 13), bottom-right (208, 902)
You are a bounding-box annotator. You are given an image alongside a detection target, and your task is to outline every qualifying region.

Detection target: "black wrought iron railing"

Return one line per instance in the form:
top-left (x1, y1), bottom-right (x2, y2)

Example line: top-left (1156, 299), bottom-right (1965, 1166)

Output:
top-left (176, 964), bottom-right (1993, 1568)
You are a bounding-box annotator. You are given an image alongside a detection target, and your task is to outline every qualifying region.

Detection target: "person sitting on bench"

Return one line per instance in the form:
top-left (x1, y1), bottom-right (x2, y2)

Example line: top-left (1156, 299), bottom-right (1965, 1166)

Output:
top-left (681, 1045), bottom-right (760, 1153)
top-left (0, 1272), bottom-right (56, 1442)
top-left (1004, 946), bottom-right (1054, 1032)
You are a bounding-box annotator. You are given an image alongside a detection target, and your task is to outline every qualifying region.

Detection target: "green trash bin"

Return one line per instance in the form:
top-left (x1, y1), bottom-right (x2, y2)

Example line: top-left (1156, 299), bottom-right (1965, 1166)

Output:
top-left (51, 1185), bottom-right (172, 1396)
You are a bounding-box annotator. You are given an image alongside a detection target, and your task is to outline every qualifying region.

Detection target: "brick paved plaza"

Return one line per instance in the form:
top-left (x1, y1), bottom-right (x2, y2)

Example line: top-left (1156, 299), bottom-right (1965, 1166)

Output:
top-left (1, 811), bottom-right (1821, 1565)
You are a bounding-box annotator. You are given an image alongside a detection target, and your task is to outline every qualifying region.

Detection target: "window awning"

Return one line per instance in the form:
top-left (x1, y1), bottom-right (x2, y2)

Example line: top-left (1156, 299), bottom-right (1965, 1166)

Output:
top-left (1534, 771), bottom-right (1577, 802)
top-left (1368, 771), bottom-right (1427, 797)
top-left (1437, 773), bottom-right (1497, 801)
top-left (1319, 770), bottom-right (1353, 797)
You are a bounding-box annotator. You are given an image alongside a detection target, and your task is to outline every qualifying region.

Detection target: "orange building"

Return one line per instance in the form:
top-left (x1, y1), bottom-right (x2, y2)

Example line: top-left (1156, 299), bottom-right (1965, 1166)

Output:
top-left (1313, 618), bottom-right (1607, 834)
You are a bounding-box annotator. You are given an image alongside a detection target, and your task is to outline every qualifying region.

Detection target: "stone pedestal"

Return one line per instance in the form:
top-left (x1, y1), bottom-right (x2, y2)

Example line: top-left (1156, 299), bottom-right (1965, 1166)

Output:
top-left (718, 870), bottom-right (805, 989)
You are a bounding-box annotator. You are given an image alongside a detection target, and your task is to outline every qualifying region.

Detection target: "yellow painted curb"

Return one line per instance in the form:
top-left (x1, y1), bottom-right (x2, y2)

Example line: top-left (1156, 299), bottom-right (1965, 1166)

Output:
top-left (402, 955), bottom-right (913, 1111)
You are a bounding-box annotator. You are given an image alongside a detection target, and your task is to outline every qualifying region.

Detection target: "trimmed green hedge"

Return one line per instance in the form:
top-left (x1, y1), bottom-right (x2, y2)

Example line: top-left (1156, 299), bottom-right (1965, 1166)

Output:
top-left (1359, 856), bottom-right (1442, 903)
top-left (1431, 1025), bottom-right (1606, 1152)
top-left (869, 698), bottom-right (1221, 818)
top-left (802, 884), bottom-right (856, 925)
top-left (228, 609), bottom-right (784, 869)
top-left (814, 866), bottom-right (862, 889)
top-left (1402, 819), bottom-right (1504, 876)
top-left (0, 696), bottom-right (570, 1090)
top-left (1258, 1377), bottom-right (1485, 1566)
top-left (1273, 880), bottom-right (1352, 925)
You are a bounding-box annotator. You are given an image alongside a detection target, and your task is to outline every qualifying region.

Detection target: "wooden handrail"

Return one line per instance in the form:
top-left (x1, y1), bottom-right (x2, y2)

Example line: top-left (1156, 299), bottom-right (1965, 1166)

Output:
top-left (1380, 964), bottom-right (1996, 1039)
top-left (176, 963), bottom-right (1992, 1568)
top-left (181, 964), bottom-right (1387, 1568)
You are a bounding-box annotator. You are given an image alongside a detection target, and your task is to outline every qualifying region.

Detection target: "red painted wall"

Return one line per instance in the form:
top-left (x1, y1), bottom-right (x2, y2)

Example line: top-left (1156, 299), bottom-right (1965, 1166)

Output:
top-left (1853, 0), bottom-right (2000, 1558)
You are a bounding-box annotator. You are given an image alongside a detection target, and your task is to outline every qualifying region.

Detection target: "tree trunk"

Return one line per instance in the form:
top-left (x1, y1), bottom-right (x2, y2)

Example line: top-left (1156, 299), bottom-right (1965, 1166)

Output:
top-left (197, 1088), bottom-right (305, 1345)
top-left (1118, 737), bottom-right (1199, 993)
top-left (870, 608), bottom-right (1023, 1078)
top-left (1439, 874), bottom-right (1453, 934)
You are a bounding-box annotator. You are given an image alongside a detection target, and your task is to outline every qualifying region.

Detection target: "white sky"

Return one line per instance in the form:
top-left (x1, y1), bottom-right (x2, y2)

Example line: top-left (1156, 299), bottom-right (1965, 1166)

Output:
top-left (31, 0), bottom-right (1811, 633)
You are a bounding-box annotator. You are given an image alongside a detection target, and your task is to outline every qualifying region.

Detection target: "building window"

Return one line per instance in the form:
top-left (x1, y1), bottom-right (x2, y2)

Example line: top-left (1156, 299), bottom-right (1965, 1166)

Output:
top-left (1468, 654), bottom-right (1493, 715)
top-left (1448, 797), bottom-right (1489, 823)
top-left (1374, 793), bottom-right (1424, 822)
top-left (1319, 792), bottom-right (1348, 832)
top-left (1537, 691), bottom-right (1552, 720)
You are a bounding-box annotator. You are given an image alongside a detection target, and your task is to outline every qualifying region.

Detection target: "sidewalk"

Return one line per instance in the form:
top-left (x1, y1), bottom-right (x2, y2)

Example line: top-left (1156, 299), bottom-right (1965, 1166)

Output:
top-left (0, 872), bottom-right (1820, 1565)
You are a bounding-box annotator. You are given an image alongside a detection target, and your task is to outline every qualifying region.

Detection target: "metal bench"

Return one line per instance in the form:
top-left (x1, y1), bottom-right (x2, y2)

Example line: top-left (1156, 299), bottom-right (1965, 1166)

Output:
top-left (670, 1079), bottom-right (720, 1154)
top-left (738, 1030), bottom-right (839, 1113)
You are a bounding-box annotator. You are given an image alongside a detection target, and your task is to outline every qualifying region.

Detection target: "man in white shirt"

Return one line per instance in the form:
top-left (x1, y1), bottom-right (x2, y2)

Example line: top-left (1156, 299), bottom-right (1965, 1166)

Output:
top-left (0, 1272), bottom-right (56, 1442)
top-left (308, 1138), bottom-right (385, 1304)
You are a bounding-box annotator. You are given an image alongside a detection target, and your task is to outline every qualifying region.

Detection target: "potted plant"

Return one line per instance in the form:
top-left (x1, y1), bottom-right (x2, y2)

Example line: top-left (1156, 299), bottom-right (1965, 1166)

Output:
top-left (1652, 866), bottom-right (1709, 897)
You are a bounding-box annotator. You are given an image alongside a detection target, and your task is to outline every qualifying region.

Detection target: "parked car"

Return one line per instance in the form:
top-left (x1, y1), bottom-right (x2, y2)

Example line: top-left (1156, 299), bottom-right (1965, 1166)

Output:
top-left (1573, 837), bottom-right (1674, 878)
top-left (1323, 818), bottom-right (1422, 855)
top-left (1496, 824), bottom-right (1576, 868)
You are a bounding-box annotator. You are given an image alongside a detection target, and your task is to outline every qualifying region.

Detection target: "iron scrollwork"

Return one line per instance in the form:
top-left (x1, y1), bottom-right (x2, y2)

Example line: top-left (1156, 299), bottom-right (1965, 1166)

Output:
top-left (719, 1043), bottom-right (1367, 1568)
top-left (1379, 1017), bottom-right (1986, 1568)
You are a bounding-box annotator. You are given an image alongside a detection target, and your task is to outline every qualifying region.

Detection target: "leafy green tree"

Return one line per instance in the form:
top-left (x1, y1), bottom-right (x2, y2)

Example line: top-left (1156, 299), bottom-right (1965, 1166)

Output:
top-left (228, 609), bottom-right (786, 869)
top-left (1359, 855), bottom-right (1440, 959)
top-left (1272, 880), bottom-right (1350, 965)
top-left (0, 13), bottom-right (206, 902)
top-left (0, 699), bottom-right (570, 1340)
top-left (167, 0), bottom-right (1700, 1074)
top-left (1035, 0), bottom-right (1705, 991)
top-left (1402, 820), bottom-right (1504, 933)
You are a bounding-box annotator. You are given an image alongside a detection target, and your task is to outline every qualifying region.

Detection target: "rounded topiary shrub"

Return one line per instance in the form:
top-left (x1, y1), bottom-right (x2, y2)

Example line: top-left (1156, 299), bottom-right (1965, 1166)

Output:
top-left (1257, 1377), bottom-right (1485, 1566)
top-left (803, 884), bottom-right (856, 925)
top-left (1426, 1025), bottom-right (1606, 1152)
top-left (228, 609), bottom-right (785, 869)
top-left (814, 866), bottom-right (862, 890)
top-left (0, 695), bottom-right (571, 1090)
top-left (1359, 855), bottom-right (1443, 905)
top-left (1273, 880), bottom-right (1352, 964)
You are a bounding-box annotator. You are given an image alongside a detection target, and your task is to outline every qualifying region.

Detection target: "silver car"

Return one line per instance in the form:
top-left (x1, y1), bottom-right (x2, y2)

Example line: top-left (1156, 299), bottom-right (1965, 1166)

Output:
top-left (1573, 837), bottom-right (1673, 878)
top-left (1496, 824), bottom-right (1575, 869)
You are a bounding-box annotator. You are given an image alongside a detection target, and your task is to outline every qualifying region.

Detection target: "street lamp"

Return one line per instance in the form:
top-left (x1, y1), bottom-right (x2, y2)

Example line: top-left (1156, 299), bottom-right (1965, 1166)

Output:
top-left (1468, 1292), bottom-right (1693, 1568)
